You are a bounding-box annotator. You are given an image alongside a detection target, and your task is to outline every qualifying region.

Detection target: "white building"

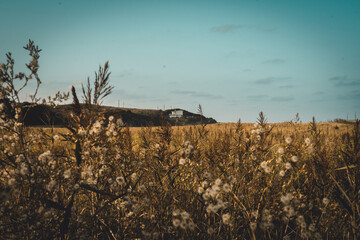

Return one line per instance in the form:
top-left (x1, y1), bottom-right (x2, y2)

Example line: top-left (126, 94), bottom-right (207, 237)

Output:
top-left (169, 110), bottom-right (183, 118)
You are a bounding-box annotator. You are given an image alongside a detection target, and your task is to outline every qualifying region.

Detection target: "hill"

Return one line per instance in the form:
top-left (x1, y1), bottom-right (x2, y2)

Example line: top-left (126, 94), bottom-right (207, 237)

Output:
top-left (19, 103), bottom-right (217, 127)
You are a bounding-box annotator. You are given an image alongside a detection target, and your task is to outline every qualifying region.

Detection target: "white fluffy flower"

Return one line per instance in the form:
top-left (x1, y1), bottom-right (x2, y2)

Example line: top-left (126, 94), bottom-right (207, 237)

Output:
top-left (172, 219), bottom-right (180, 227)
top-left (280, 193), bottom-right (293, 205)
top-left (38, 150), bottom-right (52, 163)
top-left (47, 180), bottom-right (56, 191)
top-left (308, 146), bottom-right (314, 153)
top-left (181, 211), bottom-right (190, 220)
top-left (222, 183), bottom-right (231, 193)
top-left (0, 103), bottom-right (5, 112)
top-left (131, 173), bottom-right (137, 181)
top-left (188, 221), bottom-right (195, 230)
top-left (204, 172), bottom-right (211, 179)
top-left (278, 147), bottom-right (285, 154)
top-left (285, 162), bottom-right (292, 170)
top-left (63, 169), bottom-right (71, 179)
top-left (207, 227), bottom-right (214, 235)
top-left (215, 178), bottom-right (222, 186)
top-left (250, 222), bottom-right (257, 231)
top-left (172, 209), bottom-right (180, 216)
top-left (179, 158), bottom-right (186, 165)
top-left (116, 176), bottom-right (125, 185)
top-left (8, 178), bottom-right (16, 186)
top-left (291, 155), bottom-right (298, 162)
top-left (222, 213), bottom-right (231, 225)
top-left (260, 161), bottom-right (267, 169)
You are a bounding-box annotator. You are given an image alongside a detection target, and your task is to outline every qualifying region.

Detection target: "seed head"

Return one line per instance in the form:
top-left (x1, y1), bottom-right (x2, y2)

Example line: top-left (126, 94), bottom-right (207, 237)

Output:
top-left (322, 197), bottom-right (330, 205)
top-left (250, 222), bottom-right (257, 231)
top-left (172, 219), bottom-right (180, 227)
top-left (278, 147), bottom-right (285, 154)
top-left (285, 162), bottom-right (292, 170)
top-left (222, 183), bottom-right (231, 193)
top-left (63, 169), bottom-right (71, 179)
top-left (222, 213), bottom-right (231, 225)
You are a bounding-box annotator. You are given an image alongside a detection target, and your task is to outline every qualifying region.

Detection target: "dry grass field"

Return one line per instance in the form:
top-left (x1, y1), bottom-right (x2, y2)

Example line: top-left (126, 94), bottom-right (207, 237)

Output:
top-left (1, 116), bottom-right (359, 239)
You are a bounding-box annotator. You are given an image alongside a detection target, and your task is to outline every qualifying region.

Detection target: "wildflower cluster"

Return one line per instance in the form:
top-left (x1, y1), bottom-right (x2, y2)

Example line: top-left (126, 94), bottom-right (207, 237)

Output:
top-left (172, 209), bottom-right (195, 230)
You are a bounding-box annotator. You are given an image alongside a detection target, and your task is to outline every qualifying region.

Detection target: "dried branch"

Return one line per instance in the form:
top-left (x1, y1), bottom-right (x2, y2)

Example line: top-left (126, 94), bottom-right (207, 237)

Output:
top-left (92, 61), bottom-right (113, 105)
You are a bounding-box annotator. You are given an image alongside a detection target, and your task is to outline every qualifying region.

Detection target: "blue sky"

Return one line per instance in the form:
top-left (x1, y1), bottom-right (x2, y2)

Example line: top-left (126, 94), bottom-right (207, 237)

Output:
top-left (1, 0), bottom-right (360, 122)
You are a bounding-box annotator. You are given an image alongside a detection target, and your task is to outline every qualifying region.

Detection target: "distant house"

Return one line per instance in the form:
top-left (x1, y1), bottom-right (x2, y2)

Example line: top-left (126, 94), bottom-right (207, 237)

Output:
top-left (169, 110), bottom-right (183, 118)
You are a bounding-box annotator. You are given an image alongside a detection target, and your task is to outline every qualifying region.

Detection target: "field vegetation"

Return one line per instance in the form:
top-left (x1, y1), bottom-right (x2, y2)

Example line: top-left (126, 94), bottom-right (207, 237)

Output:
top-left (1, 41), bottom-right (359, 239)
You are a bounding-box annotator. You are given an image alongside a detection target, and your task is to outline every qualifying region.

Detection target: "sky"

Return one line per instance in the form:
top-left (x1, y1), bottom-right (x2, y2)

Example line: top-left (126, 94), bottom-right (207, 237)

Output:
top-left (1, 0), bottom-right (360, 122)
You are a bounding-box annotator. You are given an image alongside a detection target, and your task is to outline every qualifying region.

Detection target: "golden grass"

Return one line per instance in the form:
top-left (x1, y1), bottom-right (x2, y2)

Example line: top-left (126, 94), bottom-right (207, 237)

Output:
top-left (2, 117), bottom-right (359, 239)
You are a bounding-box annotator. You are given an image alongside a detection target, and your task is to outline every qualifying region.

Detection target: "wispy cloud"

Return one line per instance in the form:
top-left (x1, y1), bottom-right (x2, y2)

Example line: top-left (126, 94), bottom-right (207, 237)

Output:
top-left (337, 90), bottom-right (360, 100)
top-left (111, 89), bottom-right (149, 100)
top-left (111, 89), bottom-right (168, 103)
top-left (254, 77), bottom-right (290, 85)
top-left (329, 75), bottom-right (360, 87)
top-left (262, 59), bottom-right (286, 64)
top-left (167, 81), bottom-right (178, 85)
top-left (211, 24), bottom-right (276, 33)
top-left (112, 89), bottom-right (127, 95)
top-left (226, 99), bottom-right (241, 106)
top-left (279, 85), bottom-right (294, 89)
top-left (271, 96), bottom-right (294, 102)
top-left (255, 78), bottom-right (274, 85)
top-left (211, 24), bottom-right (241, 33)
top-left (254, 26), bottom-right (276, 32)
top-left (309, 91), bottom-right (327, 103)
top-left (113, 69), bottom-right (135, 78)
top-left (247, 95), bottom-right (269, 100)
top-left (192, 93), bottom-right (222, 99)
top-left (225, 51), bottom-right (239, 58)
top-left (170, 90), bottom-right (222, 99)
top-left (171, 90), bottom-right (196, 95)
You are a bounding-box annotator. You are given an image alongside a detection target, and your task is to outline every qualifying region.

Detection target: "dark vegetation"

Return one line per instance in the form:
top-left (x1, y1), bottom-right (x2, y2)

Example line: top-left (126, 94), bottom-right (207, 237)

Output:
top-left (19, 103), bottom-right (217, 127)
